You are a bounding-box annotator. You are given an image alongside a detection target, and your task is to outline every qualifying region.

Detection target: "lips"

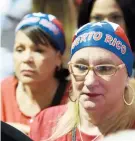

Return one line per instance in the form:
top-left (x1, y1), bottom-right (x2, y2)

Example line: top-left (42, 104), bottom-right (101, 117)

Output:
top-left (85, 93), bottom-right (103, 97)
top-left (21, 70), bottom-right (35, 76)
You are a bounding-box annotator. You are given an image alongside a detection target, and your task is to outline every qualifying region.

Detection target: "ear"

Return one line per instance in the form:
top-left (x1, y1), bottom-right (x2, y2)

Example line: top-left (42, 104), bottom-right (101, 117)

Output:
top-left (55, 51), bottom-right (62, 66)
top-left (125, 76), bottom-right (129, 87)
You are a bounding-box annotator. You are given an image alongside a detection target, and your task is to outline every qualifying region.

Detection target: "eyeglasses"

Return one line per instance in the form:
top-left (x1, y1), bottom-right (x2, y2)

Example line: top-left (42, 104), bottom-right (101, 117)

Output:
top-left (68, 62), bottom-right (125, 81)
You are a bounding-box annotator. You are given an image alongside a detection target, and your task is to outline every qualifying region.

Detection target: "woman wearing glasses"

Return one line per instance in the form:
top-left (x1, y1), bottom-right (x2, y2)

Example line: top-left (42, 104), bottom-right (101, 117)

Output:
top-left (30, 21), bottom-right (135, 141)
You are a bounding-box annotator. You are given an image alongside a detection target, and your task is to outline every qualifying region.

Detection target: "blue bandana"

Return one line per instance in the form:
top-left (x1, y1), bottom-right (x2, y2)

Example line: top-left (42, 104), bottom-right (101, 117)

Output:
top-left (71, 21), bottom-right (134, 76)
top-left (16, 13), bottom-right (66, 54)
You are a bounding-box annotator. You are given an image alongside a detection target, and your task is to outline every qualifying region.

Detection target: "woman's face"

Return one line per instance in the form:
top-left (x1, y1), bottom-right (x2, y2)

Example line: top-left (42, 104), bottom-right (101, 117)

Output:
top-left (70, 47), bottom-right (128, 114)
top-left (90, 0), bottom-right (127, 32)
top-left (14, 31), bottom-right (61, 84)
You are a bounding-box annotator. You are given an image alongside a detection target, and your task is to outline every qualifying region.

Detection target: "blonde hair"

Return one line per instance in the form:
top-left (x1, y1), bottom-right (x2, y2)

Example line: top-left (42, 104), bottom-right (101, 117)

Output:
top-left (47, 78), bottom-right (135, 140)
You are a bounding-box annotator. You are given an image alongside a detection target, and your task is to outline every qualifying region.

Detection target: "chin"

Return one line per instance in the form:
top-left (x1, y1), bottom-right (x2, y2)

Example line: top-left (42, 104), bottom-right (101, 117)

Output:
top-left (84, 102), bottom-right (104, 112)
top-left (82, 101), bottom-right (96, 111)
top-left (19, 76), bottom-right (36, 84)
top-left (85, 106), bottom-right (97, 112)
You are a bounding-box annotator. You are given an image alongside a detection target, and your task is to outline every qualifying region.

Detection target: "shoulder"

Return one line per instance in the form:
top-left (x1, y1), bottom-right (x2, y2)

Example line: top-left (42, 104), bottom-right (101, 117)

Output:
top-left (1, 76), bottom-right (18, 121)
top-left (1, 76), bottom-right (17, 87)
top-left (1, 76), bottom-right (18, 99)
top-left (30, 105), bottom-right (66, 140)
top-left (1, 76), bottom-right (18, 95)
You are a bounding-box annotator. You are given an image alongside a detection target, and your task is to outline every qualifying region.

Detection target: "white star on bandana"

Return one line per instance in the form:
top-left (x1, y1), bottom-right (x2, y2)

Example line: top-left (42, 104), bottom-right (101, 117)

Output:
top-left (91, 22), bottom-right (107, 27)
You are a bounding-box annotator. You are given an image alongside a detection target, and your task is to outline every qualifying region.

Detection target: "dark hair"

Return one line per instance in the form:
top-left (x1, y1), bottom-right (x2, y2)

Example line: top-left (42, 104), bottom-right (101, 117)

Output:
top-left (21, 26), bottom-right (59, 51)
top-left (19, 26), bottom-right (69, 81)
top-left (77, 0), bottom-right (135, 52)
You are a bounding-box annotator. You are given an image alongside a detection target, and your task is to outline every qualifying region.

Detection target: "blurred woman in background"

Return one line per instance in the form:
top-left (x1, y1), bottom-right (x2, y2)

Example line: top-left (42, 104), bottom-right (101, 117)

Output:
top-left (1, 12), bottom-right (69, 135)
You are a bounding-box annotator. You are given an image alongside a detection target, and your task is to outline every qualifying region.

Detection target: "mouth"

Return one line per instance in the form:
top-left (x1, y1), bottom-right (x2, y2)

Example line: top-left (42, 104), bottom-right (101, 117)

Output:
top-left (21, 70), bottom-right (35, 76)
top-left (83, 93), bottom-right (103, 98)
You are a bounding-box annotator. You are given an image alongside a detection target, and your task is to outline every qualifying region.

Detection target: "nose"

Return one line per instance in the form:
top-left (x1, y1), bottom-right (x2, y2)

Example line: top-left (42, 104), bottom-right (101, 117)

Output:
top-left (22, 50), bottom-right (33, 63)
top-left (103, 17), bottom-right (110, 22)
top-left (84, 70), bottom-right (99, 88)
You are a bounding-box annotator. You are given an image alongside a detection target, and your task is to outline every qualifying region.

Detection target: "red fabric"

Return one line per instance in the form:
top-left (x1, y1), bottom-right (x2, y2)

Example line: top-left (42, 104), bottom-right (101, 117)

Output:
top-left (1, 76), bottom-right (69, 126)
top-left (29, 105), bottom-right (102, 141)
top-left (132, 123), bottom-right (135, 129)
top-left (29, 105), bottom-right (66, 141)
top-left (30, 105), bottom-right (135, 141)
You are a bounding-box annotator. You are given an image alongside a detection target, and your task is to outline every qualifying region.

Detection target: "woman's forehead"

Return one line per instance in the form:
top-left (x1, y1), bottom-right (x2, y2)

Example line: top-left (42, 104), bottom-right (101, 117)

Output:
top-left (71, 47), bottom-right (123, 64)
top-left (15, 31), bottom-right (33, 44)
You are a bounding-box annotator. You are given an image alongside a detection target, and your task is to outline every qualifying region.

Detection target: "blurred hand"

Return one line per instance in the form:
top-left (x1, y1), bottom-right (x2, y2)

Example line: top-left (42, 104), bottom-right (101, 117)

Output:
top-left (6, 122), bottom-right (30, 135)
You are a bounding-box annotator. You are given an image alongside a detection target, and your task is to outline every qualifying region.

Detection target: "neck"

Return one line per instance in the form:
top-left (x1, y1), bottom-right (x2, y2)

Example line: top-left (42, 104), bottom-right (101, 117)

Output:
top-left (79, 99), bottom-right (125, 135)
top-left (79, 104), bottom-right (101, 135)
top-left (19, 77), bottom-right (59, 108)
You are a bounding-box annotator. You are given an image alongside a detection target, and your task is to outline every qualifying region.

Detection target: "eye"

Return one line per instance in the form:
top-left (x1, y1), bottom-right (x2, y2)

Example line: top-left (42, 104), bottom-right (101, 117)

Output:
top-left (15, 46), bottom-right (25, 53)
top-left (34, 45), bottom-right (46, 53)
top-left (74, 64), bottom-right (88, 71)
top-left (34, 48), bottom-right (45, 53)
top-left (71, 64), bottom-right (88, 76)
top-left (91, 15), bottom-right (103, 22)
top-left (95, 65), bottom-right (116, 75)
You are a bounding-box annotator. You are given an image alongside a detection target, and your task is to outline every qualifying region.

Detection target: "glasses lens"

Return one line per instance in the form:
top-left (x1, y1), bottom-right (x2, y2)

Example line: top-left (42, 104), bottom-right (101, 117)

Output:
top-left (72, 64), bottom-right (88, 75)
top-left (95, 65), bottom-right (117, 76)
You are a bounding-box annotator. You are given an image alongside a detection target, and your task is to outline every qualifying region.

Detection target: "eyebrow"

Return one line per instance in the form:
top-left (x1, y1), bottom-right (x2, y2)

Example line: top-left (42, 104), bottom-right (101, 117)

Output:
top-left (15, 43), bottom-right (37, 49)
top-left (96, 58), bottom-right (116, 65)
top-left (14, 43), bottom-right (25, 48)
top-left (74, 58), bottom-right (116, 65)
top-left (75, 58), bottom-right (88, 64)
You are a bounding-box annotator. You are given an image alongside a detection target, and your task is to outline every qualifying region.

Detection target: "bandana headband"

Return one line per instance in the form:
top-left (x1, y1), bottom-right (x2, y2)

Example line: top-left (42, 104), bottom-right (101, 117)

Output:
top-left (71, 21), bottom-right (134, 76)
top-left (16, 13), bottom-right (66, 54)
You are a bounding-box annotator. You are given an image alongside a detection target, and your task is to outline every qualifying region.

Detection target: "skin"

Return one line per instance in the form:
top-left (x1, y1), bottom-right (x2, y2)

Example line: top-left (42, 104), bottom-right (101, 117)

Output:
top-left (14, 30), bottom-right (61, 85)
top-left (70, 47), bottom-right (128, 126)
top-left (90, 0), bottom-right (127, 32)
top-left (12, 30), bottom-right (62, 134)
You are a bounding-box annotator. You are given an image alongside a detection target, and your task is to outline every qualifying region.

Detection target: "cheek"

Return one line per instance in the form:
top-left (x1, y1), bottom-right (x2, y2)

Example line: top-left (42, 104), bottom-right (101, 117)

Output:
top-left (105, 74), bottom-right (127, 98)
top-left (38, 54), bottom-right (57, 65)
top-left (37, 57), bottom-right (56, 74)
top-left (34, 58), bottom-right (45, 68)
top-left (34, 54), bottom-right (48, 67)
top-left (13, 54), bottom-right (21, 70)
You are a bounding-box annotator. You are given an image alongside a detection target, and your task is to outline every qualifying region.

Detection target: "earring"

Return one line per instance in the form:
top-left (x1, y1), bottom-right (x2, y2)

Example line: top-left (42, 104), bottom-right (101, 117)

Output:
top-left (123, 84), bottom-right (135, 106)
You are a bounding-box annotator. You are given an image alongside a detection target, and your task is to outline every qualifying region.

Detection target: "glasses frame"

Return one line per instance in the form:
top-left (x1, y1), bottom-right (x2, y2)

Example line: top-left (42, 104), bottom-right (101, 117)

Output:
top-left (68, 62), bottom-right (125, 79)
